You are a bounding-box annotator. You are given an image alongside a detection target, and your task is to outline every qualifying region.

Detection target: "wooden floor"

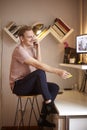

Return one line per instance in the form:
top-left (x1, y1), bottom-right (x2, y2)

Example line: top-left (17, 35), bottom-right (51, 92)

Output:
top-left (1, 126), bottom-right (53, 130)
top-left (1, 126), bottom-right (42, 130)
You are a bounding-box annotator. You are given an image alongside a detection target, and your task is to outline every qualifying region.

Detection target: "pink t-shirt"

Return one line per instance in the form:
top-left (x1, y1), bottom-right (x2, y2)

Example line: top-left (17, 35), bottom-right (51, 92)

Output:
top-left (9, 44), bottom-right (37, 90)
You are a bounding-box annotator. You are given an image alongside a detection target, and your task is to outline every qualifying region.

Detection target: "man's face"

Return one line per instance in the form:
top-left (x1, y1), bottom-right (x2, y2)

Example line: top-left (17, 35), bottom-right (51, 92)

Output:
top-left (21, 30), bottom-right (37, 46)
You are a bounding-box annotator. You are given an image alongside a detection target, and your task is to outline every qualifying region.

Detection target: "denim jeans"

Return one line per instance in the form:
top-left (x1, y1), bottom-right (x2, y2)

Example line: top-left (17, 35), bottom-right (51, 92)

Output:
top-left (13, 69), bottom-right (59, 101)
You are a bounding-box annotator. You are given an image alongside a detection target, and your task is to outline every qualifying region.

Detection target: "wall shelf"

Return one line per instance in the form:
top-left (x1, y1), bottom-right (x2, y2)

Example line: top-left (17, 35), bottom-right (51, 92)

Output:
top-left (4, 27), bottom-right (19, 43)
top-left (49, 18), bottom-right (74, 43)
top-left (50, 28), bottom-right (74, 43)
top-left (4, 18), bottom-right (74, 43)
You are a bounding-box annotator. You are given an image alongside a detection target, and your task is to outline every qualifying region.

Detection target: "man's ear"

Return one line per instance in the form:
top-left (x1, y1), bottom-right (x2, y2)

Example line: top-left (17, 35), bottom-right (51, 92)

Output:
top-left (19, 36), bottom-right (24, 42)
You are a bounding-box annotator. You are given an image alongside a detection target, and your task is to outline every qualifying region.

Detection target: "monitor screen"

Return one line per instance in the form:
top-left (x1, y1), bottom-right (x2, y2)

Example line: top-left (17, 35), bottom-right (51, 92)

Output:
top-left (76, 34), bottom-right (87, 53)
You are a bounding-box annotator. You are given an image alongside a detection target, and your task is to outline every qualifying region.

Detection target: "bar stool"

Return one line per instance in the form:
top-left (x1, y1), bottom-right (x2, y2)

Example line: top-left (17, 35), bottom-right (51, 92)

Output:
top-left (14, 94), bottom-right (41, 128)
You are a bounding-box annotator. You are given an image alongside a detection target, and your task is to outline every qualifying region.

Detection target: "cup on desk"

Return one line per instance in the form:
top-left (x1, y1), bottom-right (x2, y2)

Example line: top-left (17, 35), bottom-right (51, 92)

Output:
top-left (69, 58), bottom-right (75, 64)
top-left (82, 54), bottom-right (87, 64)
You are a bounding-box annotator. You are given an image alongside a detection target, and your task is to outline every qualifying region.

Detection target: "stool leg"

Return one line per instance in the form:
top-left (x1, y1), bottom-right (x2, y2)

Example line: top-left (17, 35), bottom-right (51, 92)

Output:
top-left (14, 97), bottom-right (25, 128)
top-left (28, 97), bottom-right (38, 126)
top-left (19, 97), bottom-right (25, 126)
top-left (35, 97), bottom-right (40, 115)
top-left (19, 97), bottom-right (29, 126)
top-left (14, 97), bottom-right (28, 127)
top-left (14, 97), bottom-right (20, 126)
top-left (28, 96), bottom-right (41, 126)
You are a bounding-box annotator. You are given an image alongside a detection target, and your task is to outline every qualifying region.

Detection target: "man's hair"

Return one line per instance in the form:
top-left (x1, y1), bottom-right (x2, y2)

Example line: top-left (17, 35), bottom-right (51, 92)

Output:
top-left (18, 25), bottom-right (32, 36)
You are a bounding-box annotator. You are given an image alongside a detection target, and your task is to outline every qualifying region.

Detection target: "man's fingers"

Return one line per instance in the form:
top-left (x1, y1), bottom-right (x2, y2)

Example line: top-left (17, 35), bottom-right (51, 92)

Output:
top-left (63, 72), bottom-right (72, 79)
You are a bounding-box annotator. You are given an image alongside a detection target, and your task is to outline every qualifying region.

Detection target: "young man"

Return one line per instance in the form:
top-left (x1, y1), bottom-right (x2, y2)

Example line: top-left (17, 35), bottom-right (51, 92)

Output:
top-left (9, 25), bottom-right (71, 127)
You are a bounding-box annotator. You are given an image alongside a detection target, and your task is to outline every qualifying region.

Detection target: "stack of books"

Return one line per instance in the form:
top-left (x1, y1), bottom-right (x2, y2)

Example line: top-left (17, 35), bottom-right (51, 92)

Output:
top-left (50, 18), bottom-right (71, 39)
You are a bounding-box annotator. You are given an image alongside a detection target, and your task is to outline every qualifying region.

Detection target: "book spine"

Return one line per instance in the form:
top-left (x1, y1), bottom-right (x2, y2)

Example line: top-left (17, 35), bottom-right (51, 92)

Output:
top-left (12, 26), bottom-right (21, 34)
top-left (52, 24), bottom-right (65, 37)
top-left (55, 18), bottom-right (70, 32)
top-left (50, 27), bottom-right (63, 39)
top-left (55, 22), bottom-right (68, 34)
top-left (13, 26), bottom-right (21, 38)
top-left (8, 25), bottom-right (17, 33)
top-left (54, 24), bottom-right (66, 35)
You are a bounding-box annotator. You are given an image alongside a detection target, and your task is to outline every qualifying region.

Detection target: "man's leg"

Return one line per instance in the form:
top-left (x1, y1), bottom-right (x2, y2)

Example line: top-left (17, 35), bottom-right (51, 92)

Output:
top-left (13, 69), bottom-right (58, 127)
top-left (33, 71), bottom-right (59, 127)
top-left (13, 69), bottom-right (52, 101)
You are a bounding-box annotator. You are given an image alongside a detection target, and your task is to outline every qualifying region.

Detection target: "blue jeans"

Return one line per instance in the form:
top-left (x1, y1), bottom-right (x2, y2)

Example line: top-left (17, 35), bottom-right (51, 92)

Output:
top-left (13, 69), bottom-right (59, 101)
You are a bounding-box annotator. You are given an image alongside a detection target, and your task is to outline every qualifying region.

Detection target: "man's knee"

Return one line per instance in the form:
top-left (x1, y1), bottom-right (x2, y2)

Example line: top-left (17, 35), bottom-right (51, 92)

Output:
top-left (53, 83), bottom-right (59, 93)
top-left (36, 69), bottom-right (46, 76)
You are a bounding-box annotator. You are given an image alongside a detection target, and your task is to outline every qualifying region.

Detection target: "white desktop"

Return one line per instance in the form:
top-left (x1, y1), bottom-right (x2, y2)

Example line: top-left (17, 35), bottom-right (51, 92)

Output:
top-left (53, 63), bottom-right (87, 130)
top-left (54, 90), bottom-right (87, 130)
top-left (60, 63), bottom-right (87, 70)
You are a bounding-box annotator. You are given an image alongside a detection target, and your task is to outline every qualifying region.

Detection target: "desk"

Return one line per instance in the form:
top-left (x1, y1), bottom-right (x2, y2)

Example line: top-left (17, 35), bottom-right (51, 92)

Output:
top-left (54, 90), bottom-right (87, 130)
top-left (59, 63), bottom-right (87, 70)
top-left (59, 63), bottom-right (87, 93)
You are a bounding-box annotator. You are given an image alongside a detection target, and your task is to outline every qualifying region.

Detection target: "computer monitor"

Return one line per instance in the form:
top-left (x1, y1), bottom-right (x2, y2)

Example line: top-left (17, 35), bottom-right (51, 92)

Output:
top-left (76, 34), bottom-right (87, 53)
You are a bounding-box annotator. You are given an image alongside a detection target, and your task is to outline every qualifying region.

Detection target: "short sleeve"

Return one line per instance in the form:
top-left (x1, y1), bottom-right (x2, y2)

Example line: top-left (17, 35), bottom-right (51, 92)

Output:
top-left (13, 46), bottom-right (31, 64)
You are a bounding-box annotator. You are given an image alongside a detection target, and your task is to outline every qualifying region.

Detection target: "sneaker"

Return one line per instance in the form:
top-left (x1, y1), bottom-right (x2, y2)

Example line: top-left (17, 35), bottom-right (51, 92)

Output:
top-left (38, 118), bottom-right (56, 128)
top-left (51, 103), bottom-right (58, 114)
top-left (51, 107), bottom-right (58, 114)
top-left (45, 102), bottom-right (58, 114)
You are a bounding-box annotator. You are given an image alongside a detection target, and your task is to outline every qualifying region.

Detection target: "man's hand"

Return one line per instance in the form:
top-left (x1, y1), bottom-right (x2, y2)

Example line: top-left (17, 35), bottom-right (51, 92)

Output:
top-left (33, 39), bottom-right (39, 48)
top-left (58, 69), bottom-right (72, 79)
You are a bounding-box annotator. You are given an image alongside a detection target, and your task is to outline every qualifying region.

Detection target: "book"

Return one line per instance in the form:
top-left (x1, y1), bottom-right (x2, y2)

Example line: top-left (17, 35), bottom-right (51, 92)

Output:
top-left (13, 30), bottom-right (19, 38)
top-left (50, 27), bottom-right (63, 39)
top-left (53, 24), bottom-right (65, 35)
top-left (55, 22), bottom-right (68, 34)
top-left (12, 25), bottom-right (21, 34)
top-left (55, 18), bottom-right (70, 32)
top-left (13, 25), bottom-right (22, 38)
top-left (52, 24), bottom-right (65, 37)
top-left (8, 24), bottom-right (17, 33)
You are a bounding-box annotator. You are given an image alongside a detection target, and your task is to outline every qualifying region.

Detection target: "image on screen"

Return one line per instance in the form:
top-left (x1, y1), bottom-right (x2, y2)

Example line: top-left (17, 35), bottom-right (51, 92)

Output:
top-left (76, 34), bottom-right (87, 53)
